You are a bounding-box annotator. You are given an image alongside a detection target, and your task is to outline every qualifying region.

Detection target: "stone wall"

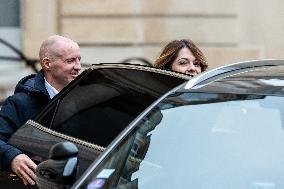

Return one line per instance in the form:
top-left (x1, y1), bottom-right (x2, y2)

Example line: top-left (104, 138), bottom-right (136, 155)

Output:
top-left (1, 0), bottom-right (284, 99)
top-left (22, 0), bottom-right (284, 70)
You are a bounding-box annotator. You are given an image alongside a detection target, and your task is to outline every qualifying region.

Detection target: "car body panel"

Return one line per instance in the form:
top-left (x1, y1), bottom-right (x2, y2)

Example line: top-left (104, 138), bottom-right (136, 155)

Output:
top-left (186, 65), bottom-right (284, 96)
top-left (185, 59), bottom-right (284, 89)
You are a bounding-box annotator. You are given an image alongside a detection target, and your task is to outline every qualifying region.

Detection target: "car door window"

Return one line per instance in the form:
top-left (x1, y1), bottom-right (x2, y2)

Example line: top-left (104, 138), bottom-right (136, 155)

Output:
top-left (36, 67), bottom-right (187, 147)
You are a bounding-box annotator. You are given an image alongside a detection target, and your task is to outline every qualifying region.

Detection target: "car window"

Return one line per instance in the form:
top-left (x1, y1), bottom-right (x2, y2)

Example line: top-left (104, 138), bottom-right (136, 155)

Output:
top-left (36, 67), bottom-right (187, 147)
top-left (76, 93), bottom-right (284, 189)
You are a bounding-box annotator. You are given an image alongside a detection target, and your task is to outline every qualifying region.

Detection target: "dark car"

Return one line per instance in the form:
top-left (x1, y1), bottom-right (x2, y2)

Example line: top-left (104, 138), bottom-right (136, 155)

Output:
top-left (0, 63), bottom-right (190, 188)
top-left (42, 59), bottom-right (284, 189)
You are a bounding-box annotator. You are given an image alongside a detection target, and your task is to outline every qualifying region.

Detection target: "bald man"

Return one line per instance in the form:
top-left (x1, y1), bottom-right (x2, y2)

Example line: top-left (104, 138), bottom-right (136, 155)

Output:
top-left (0, 35), bottom-right (81, 185)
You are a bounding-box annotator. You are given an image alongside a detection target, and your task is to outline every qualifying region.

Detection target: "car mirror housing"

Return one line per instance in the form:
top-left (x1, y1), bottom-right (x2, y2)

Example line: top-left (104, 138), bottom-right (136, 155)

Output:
top-left (36, 142), bottom-right (78, 189)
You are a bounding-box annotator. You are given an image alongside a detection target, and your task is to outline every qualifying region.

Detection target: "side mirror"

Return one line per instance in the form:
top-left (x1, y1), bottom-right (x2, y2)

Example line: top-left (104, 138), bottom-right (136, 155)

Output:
top-left (36, 142), bottom-right (78, 189)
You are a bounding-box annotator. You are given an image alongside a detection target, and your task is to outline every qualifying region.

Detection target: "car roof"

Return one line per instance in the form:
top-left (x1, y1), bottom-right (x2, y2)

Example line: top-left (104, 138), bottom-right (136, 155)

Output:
top-left (181, 59), bottom-right (284, 96)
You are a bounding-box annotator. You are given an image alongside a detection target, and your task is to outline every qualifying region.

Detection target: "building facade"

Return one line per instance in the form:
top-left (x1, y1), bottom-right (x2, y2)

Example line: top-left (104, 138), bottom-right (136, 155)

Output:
top-left (1, 0), bottom-right (284, 98)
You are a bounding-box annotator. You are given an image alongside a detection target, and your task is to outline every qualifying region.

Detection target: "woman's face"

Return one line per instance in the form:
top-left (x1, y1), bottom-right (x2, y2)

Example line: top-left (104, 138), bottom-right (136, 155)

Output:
top-left (171, 47), bottom-right (201, 75)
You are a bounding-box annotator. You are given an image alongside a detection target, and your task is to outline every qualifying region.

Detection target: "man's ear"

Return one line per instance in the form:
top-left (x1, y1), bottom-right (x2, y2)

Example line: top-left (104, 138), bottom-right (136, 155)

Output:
top-left (42, 57), bottom-right (51, 71)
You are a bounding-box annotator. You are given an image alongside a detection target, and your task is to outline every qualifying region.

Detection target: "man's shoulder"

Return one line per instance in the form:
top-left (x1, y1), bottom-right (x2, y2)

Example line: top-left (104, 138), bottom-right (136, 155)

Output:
top-left (14, 71), bottom-right (46, 95)
top-left (18, 74), bottom-right (37, 86)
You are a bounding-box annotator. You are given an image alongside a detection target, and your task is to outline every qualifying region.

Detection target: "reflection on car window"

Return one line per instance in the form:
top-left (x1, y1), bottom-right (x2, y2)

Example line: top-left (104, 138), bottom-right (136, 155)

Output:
top-left (78, 130), bottom-right (137, 189)
top-left (133, 94), bottom-right (284, 189)
top-left (79, 93), bottom-right (284, 189)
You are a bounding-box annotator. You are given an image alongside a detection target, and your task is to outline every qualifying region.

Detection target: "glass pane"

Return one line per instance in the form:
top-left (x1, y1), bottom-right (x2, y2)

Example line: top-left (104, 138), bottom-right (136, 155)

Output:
top-left (132, 94), bottom-right (284, 189)
top-left (47, 68), bottom-right (184, 146)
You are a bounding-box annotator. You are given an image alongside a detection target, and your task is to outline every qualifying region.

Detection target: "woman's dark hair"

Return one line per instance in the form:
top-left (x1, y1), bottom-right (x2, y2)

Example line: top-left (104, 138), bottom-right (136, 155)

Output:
top-left (154, 39), bottom-right (208, 71)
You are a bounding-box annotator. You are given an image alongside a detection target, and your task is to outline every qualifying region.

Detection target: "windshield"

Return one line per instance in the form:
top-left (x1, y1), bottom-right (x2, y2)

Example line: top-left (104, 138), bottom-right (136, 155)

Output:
top-left (77, 93), bottom-right (284, 189)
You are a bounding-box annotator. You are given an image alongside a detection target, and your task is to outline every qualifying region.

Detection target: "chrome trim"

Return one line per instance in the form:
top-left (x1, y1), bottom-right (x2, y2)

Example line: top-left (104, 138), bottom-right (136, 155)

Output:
top-left (91, 63), bottom-right (191, 80)
top-left (27, 120), bottom-right (105, 152)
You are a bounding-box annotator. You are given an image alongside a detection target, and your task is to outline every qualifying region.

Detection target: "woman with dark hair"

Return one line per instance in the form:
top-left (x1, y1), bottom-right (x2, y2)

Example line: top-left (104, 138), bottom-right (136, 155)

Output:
top-left (154, 39), bottom-right (208, 75)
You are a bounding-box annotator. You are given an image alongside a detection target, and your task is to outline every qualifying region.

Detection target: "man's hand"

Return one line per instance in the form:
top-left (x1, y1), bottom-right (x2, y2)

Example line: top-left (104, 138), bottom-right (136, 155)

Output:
top-left (11, 154), bottom-right (37, 185)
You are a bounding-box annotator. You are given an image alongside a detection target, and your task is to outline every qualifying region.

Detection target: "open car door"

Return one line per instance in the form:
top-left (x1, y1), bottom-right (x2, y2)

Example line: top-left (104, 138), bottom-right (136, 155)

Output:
top-left (2, 63), bottom-right (190, 187)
